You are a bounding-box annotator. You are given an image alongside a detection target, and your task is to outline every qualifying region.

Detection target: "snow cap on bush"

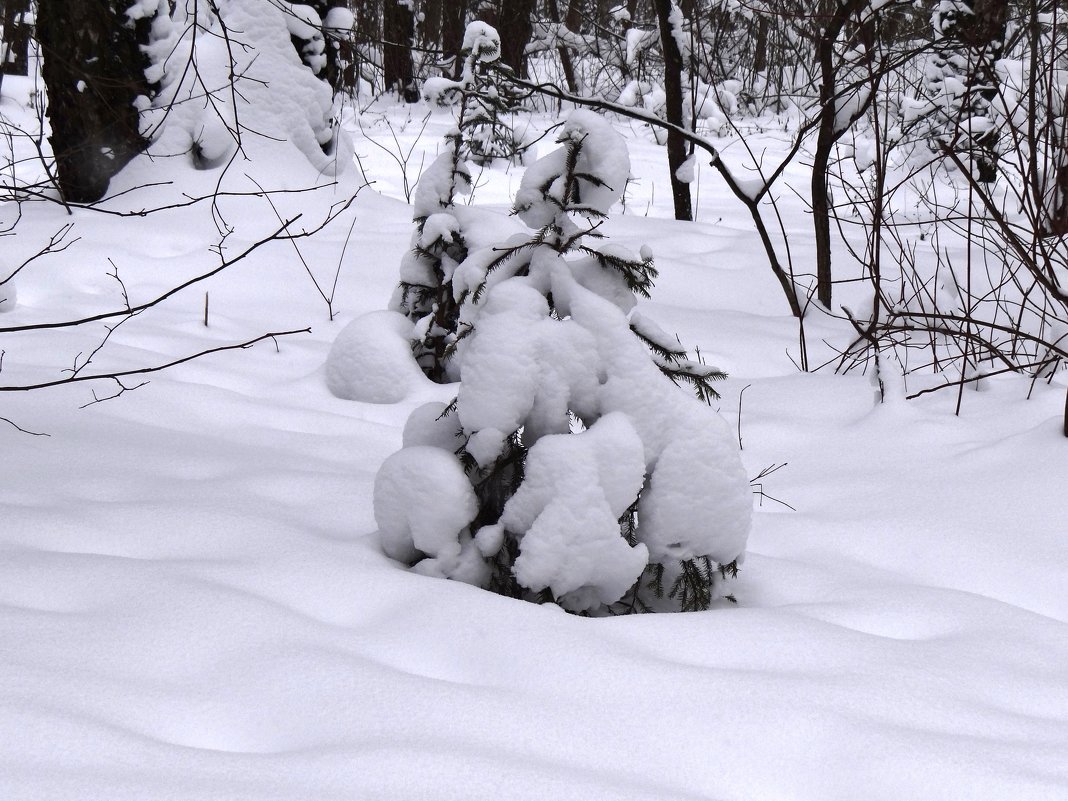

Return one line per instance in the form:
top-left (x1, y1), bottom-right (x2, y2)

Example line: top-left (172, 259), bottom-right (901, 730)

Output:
top-left (462, 21), bottom-right (501, 63)
top-left (514, 110), bottom-right (631, 229)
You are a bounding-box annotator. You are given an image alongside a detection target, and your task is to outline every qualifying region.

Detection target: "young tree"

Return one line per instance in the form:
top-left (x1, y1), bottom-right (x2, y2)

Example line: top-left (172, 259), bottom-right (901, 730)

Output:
top-left (394, 23), bottom-right (530, 382)
top-left (376, 48), bottom-right (751, 612)
top-left (928, 0), bottom-right (1008, 183)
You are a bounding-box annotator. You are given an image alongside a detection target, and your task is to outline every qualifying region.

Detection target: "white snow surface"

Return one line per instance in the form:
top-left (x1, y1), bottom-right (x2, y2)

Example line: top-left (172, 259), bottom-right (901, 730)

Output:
top-left (1, 70), bottom-right (1067, 801)
top-left (0, 279), bottom-right (15, 311)
top-left (324, 310), bottom-right (429, 403)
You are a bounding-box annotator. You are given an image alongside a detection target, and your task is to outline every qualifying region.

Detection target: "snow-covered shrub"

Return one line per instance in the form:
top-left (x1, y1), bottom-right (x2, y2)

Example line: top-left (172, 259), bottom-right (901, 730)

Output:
top-left (424, 22), bottom-right (534, 166)
top-left (393, 22), bottom-right (526, 382)
top-left (136, 0), bottom-right (352, 177)
top-left (375, 109), bottom-right (751, 614)
top-left (922, 0), bottom-right (1006, 183)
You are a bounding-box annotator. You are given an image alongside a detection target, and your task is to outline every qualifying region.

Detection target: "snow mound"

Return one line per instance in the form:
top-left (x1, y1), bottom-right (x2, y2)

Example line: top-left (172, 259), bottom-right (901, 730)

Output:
top-left (374, 445), bottom-right (487, 585)
top-left (402, 401), bottom-right (464, 451)
top-left (325, 311), bottom-right (426, 403)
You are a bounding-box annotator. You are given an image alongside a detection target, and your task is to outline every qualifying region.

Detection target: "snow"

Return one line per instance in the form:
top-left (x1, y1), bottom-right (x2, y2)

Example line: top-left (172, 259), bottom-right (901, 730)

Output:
top-left (324, 310), bottom-right (428, 403)
top-left (1, 47), bottom-right (1068, 801)
top-left (281, 3), bottom-right (323, 42)
top-left (421, 76), bottom-right (463, 107)
top-left (323, 7), bottom-right (355, 32)
top-left (675, 152), bottom-right (696, 183)
top-left (514, 109), bottom-right (631, 227)
top-left (125, 0), bottom-right (161, 22)
top-left (401, 400), bottom-right (462, 450)
top-left (503, 414), bottom-right (650, 611)
top-left (374, 445), bottom-right (484, 583)
top-left (139, 0), bottom-right (350, 178)
top-left (461, 21), bottom-right (502, 63)
top-left (411, 151), bottom-right (471, 216)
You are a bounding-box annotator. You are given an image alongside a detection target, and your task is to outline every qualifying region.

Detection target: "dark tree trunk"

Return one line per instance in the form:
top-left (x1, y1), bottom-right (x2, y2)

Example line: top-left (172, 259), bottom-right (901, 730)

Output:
top-left (496, 0), bottom-right (535, 78)
top-left (752, 14), bottom-right (768, 73)
top-left (652, 0), bottom-right (692, 222)
top-left (1, 0), bottom-right (30, 76)
top-left (35, 0), bottom-right (155, 203)
top-left (811, 0), bottom-right (878, 309)
top-left (811, 7), bottom-right (844, 310)
top-left (545, 0), bottom-right (577, 92)
top-left (384, 0), bottom-right (419, 101)
top-left (442, 0), bottom-right (467, 78)
top-left (422, 0), bottom-right (443, 51)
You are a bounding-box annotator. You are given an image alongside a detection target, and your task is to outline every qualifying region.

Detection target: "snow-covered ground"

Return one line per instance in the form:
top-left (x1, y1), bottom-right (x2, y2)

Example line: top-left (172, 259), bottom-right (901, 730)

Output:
top-left (2, 63), bottom-right (1067, 801)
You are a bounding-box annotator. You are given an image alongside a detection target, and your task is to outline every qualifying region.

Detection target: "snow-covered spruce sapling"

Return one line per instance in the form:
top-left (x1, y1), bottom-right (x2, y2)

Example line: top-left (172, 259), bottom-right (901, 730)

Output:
top-left (424, 25), bottom-right (533, 168)
top-left (375, 110), bottom-right (751, 614)
top-left (390, 22), bottom-right (502, 382)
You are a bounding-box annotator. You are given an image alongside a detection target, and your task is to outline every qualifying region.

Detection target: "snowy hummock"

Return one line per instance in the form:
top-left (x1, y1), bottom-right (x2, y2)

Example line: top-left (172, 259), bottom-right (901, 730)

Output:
top-left (324, 311), bottom-right (429, 403)
top-left (374, 445), bottom-right (485, 584)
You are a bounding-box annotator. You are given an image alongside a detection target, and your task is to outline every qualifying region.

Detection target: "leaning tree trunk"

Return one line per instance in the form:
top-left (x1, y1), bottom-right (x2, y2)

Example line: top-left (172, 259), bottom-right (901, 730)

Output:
top-left (545, 0), bottom-right (577, 92)
top-left (652, 0), bottom-right (692, 222)
top-left (811, 0), bottom-right (884, 309)
top-left (35, 0), bottom-right (155, 203)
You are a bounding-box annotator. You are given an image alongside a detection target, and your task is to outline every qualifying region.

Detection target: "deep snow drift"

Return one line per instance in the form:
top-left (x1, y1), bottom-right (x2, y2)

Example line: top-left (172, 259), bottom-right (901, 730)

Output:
top-left (2, 51), bottom-right (1068, 801)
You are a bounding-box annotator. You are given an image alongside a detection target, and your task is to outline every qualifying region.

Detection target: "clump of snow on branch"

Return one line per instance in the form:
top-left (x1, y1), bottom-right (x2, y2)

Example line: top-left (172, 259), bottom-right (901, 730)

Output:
top-left (514, 109), bottom-right (630, 228)
top-left (279, 3), bottom-right (328, 75)
top-left (323, 6), bottom-right (355, 32)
